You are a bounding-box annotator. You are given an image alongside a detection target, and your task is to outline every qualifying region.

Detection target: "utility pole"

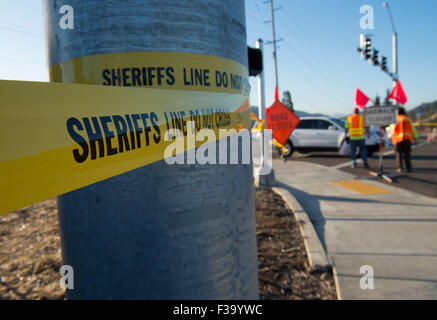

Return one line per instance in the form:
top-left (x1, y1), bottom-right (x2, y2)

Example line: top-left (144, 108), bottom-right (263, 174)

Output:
top-left (46, 0), bottom-right (258, 299)
top-left (269, 0), bottom-right (279, 92)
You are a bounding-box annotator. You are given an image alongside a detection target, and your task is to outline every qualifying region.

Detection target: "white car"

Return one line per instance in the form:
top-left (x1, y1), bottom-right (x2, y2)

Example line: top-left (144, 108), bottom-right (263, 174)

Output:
top-left (280, 116), bottom-right (382, 158)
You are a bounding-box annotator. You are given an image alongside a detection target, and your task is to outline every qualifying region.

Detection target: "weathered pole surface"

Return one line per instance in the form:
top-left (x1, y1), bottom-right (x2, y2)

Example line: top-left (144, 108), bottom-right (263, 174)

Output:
top-left (46, 0), bottom-right (258, 299)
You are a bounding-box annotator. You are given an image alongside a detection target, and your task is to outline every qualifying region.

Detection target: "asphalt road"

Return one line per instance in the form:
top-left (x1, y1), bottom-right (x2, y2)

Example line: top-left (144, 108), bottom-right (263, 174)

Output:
top-left (275, 139), bottom-right (437, 198)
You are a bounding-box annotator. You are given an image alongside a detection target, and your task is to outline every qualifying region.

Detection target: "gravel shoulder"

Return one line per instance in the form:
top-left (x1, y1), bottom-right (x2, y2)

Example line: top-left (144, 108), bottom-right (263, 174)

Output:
top-left (0, 189), bottom-right (337, 300)
top-left (0, 199), bottom-right (64, 300)
top-left (255, 188), bottom-right (337, 300)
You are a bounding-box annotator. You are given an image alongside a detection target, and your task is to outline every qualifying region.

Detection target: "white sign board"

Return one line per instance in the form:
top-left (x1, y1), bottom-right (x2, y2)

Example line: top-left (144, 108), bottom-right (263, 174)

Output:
top-left (364, 105), bottom-right (397, 126)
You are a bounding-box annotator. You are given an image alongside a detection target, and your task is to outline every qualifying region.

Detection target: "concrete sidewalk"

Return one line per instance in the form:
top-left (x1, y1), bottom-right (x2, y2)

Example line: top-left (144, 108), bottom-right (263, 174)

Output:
top-left (273, 159), bottom-right (437, 299)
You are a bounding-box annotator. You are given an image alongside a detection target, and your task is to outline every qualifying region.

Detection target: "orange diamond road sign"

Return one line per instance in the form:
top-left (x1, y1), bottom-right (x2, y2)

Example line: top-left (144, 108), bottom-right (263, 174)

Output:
top-left (266, 100), bottom-right (300, 145)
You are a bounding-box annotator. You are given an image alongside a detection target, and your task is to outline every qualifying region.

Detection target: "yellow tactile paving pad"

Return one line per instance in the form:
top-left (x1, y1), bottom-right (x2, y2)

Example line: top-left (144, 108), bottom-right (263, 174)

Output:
top-left (332, 180), bottom-right (392, 195)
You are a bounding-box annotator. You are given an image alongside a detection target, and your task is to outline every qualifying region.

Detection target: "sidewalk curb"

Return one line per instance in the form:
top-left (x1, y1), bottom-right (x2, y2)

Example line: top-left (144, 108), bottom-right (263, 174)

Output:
top-left (272, 186), bottom-right (341, 300)
top-left (271, 186), bottom-right (330, 269)
top-left (332, 265), bottom-right (342, 300)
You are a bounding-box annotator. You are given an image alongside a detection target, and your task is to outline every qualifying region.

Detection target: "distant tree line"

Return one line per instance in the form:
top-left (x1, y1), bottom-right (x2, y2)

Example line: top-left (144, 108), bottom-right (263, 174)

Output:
top-left (408, 100), bottom-right (437, 121)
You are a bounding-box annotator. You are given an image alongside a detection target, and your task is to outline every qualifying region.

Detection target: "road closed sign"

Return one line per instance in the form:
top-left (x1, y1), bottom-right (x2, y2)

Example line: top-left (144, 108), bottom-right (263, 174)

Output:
top-left (364, 105), bottom-right (397, 126)
top-left (266, 100), bottom-right (300, 145)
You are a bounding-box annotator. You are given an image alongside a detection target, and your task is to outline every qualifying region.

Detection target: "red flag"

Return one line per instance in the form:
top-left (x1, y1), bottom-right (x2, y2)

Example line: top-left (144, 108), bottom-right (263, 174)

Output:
top-left (274, 86), bottom-right (279, 101)
top-left (355, 88), bottom-right (370, 109)
top-left (388, 80), bottom-right (408, 105)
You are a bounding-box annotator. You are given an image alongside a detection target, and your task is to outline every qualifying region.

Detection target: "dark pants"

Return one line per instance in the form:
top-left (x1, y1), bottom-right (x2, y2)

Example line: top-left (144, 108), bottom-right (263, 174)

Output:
top-left (396, 139), bottom-right (412, 170)
top-left (350, 139), bottom-right (367, 165)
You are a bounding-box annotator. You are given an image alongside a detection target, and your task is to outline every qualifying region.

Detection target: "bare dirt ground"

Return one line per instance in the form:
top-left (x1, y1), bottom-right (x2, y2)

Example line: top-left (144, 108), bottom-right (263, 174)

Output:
top-left (0, 188), bottom-right (337, 300)
top-left (0, 199), bottom-right (65, 299)
top-left (255, 188), bottom-right (337, 300)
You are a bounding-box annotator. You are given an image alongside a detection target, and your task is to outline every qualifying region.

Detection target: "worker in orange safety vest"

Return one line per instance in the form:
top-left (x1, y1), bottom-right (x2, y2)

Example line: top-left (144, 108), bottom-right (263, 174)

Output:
top-left (392, 107), bottom-right (418, 173)
top-left (344, 108), bottom-right (370, 168)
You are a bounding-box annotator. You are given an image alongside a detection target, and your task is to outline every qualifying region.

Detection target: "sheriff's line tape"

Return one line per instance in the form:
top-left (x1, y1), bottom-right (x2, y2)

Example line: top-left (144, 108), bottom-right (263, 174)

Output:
top-left (0, 52), bottom-right (250, 215)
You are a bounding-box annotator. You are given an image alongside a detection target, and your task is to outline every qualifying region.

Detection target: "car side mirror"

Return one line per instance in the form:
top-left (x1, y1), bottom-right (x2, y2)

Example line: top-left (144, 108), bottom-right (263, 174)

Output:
top-left (328, 125), bottom-right (337, 131)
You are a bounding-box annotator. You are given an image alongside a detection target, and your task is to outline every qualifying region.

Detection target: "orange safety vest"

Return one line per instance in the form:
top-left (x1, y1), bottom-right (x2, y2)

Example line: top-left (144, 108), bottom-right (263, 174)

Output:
top-left (347, 114), bottom-right (364, 139)
top-left (392, 115), bottom-right (414, 145)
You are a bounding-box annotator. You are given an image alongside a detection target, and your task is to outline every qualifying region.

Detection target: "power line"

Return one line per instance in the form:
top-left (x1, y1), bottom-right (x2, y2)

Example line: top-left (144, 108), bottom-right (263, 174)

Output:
top-left (0, 19), bottom-right (42, 32)
top-left (280, 17), bottom-right (357, 86)
top-left (0, 57), bottom-right (46, 65)
top-left (0, 25), bottom-right (43, 38)
top-left (274, 18), bottom-right (360, 108)
top-left (246, 1), bottom-right (350, 109)
top-left (267, 17), bottom-right (349, 105)
top-left (280, 40), bottom-right (349, 107)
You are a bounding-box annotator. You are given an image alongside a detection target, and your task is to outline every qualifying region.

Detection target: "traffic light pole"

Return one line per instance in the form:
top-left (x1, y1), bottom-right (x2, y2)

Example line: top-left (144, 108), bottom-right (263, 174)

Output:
top-left (46, 0), bottom-right (258, 299)
top-left (359, 3), bottom-right (400, 183)
top-left (384, 2), bottom-right (399, 85)
top-left (392, 32), bottom-right (398, 78)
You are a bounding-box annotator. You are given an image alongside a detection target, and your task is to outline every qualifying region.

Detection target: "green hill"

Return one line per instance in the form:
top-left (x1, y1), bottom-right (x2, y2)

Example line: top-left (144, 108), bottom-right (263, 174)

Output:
top-left (408, 100), bottom-right (437, 122)
top-left (250, 106), bottom-right (327, 118)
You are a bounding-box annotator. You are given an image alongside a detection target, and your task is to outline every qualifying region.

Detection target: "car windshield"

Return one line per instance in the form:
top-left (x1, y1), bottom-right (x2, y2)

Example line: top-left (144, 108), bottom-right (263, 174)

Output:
top-left (330, 118), bottom-right (345, 128)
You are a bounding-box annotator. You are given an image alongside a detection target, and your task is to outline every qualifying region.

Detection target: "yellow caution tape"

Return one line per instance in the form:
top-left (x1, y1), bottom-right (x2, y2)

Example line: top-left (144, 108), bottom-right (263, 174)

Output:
top-left (415, 123), bottom-right (437, 126)
top-left (50, 51), bottom-right (249, 95)
top-left (0, 77), bottom-right (249, 215)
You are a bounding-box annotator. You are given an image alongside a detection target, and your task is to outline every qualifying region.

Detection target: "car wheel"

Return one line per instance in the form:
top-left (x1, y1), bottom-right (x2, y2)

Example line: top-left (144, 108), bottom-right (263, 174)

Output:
top-left (277, 140), bottom-right (294, 158)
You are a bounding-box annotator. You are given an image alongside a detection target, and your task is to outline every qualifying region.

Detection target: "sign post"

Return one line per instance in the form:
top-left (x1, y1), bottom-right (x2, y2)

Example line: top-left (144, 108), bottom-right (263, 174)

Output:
top-left (364, 105), bottom-right (398, 183)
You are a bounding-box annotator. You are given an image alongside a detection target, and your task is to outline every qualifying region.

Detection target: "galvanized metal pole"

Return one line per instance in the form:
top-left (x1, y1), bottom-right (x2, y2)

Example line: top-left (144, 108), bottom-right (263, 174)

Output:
top-left (256, 39), bottom-right (266, 122)
top-left (256, 39), bottom-right (266, 165)
top-left (253, 38), bottom-right (275, 187)
top-left (46, 0), bottom-right (258, 299)
top-left (392, 32), bottom-right (398, 78)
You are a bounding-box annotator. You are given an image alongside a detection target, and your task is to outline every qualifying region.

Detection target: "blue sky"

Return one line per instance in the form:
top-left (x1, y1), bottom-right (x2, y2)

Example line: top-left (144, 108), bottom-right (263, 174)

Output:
top-left (0, 1), bottom-right (46, 82)
top-left (246, 0), bottom-right (437, 115)
top-left (0, 0), bottom-right (436, 115)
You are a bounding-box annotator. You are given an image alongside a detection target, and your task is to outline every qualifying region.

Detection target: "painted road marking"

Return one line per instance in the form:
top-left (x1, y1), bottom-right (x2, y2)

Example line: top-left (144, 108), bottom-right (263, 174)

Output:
top-left (332, 141), bottom-right (433, 170)
top-left (332, 180), bottom-right (392, 195)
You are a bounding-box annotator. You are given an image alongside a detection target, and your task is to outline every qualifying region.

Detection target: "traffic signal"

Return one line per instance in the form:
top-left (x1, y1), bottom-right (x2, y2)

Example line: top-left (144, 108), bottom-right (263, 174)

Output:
top-left (364, 36), bottom-right (371, 60)
top-left (247, 46), bottom-right (263, 76)
top-left (372, 49), bottom-right (379, 65)
top-left (381, 56), bottom-right (388, 71)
